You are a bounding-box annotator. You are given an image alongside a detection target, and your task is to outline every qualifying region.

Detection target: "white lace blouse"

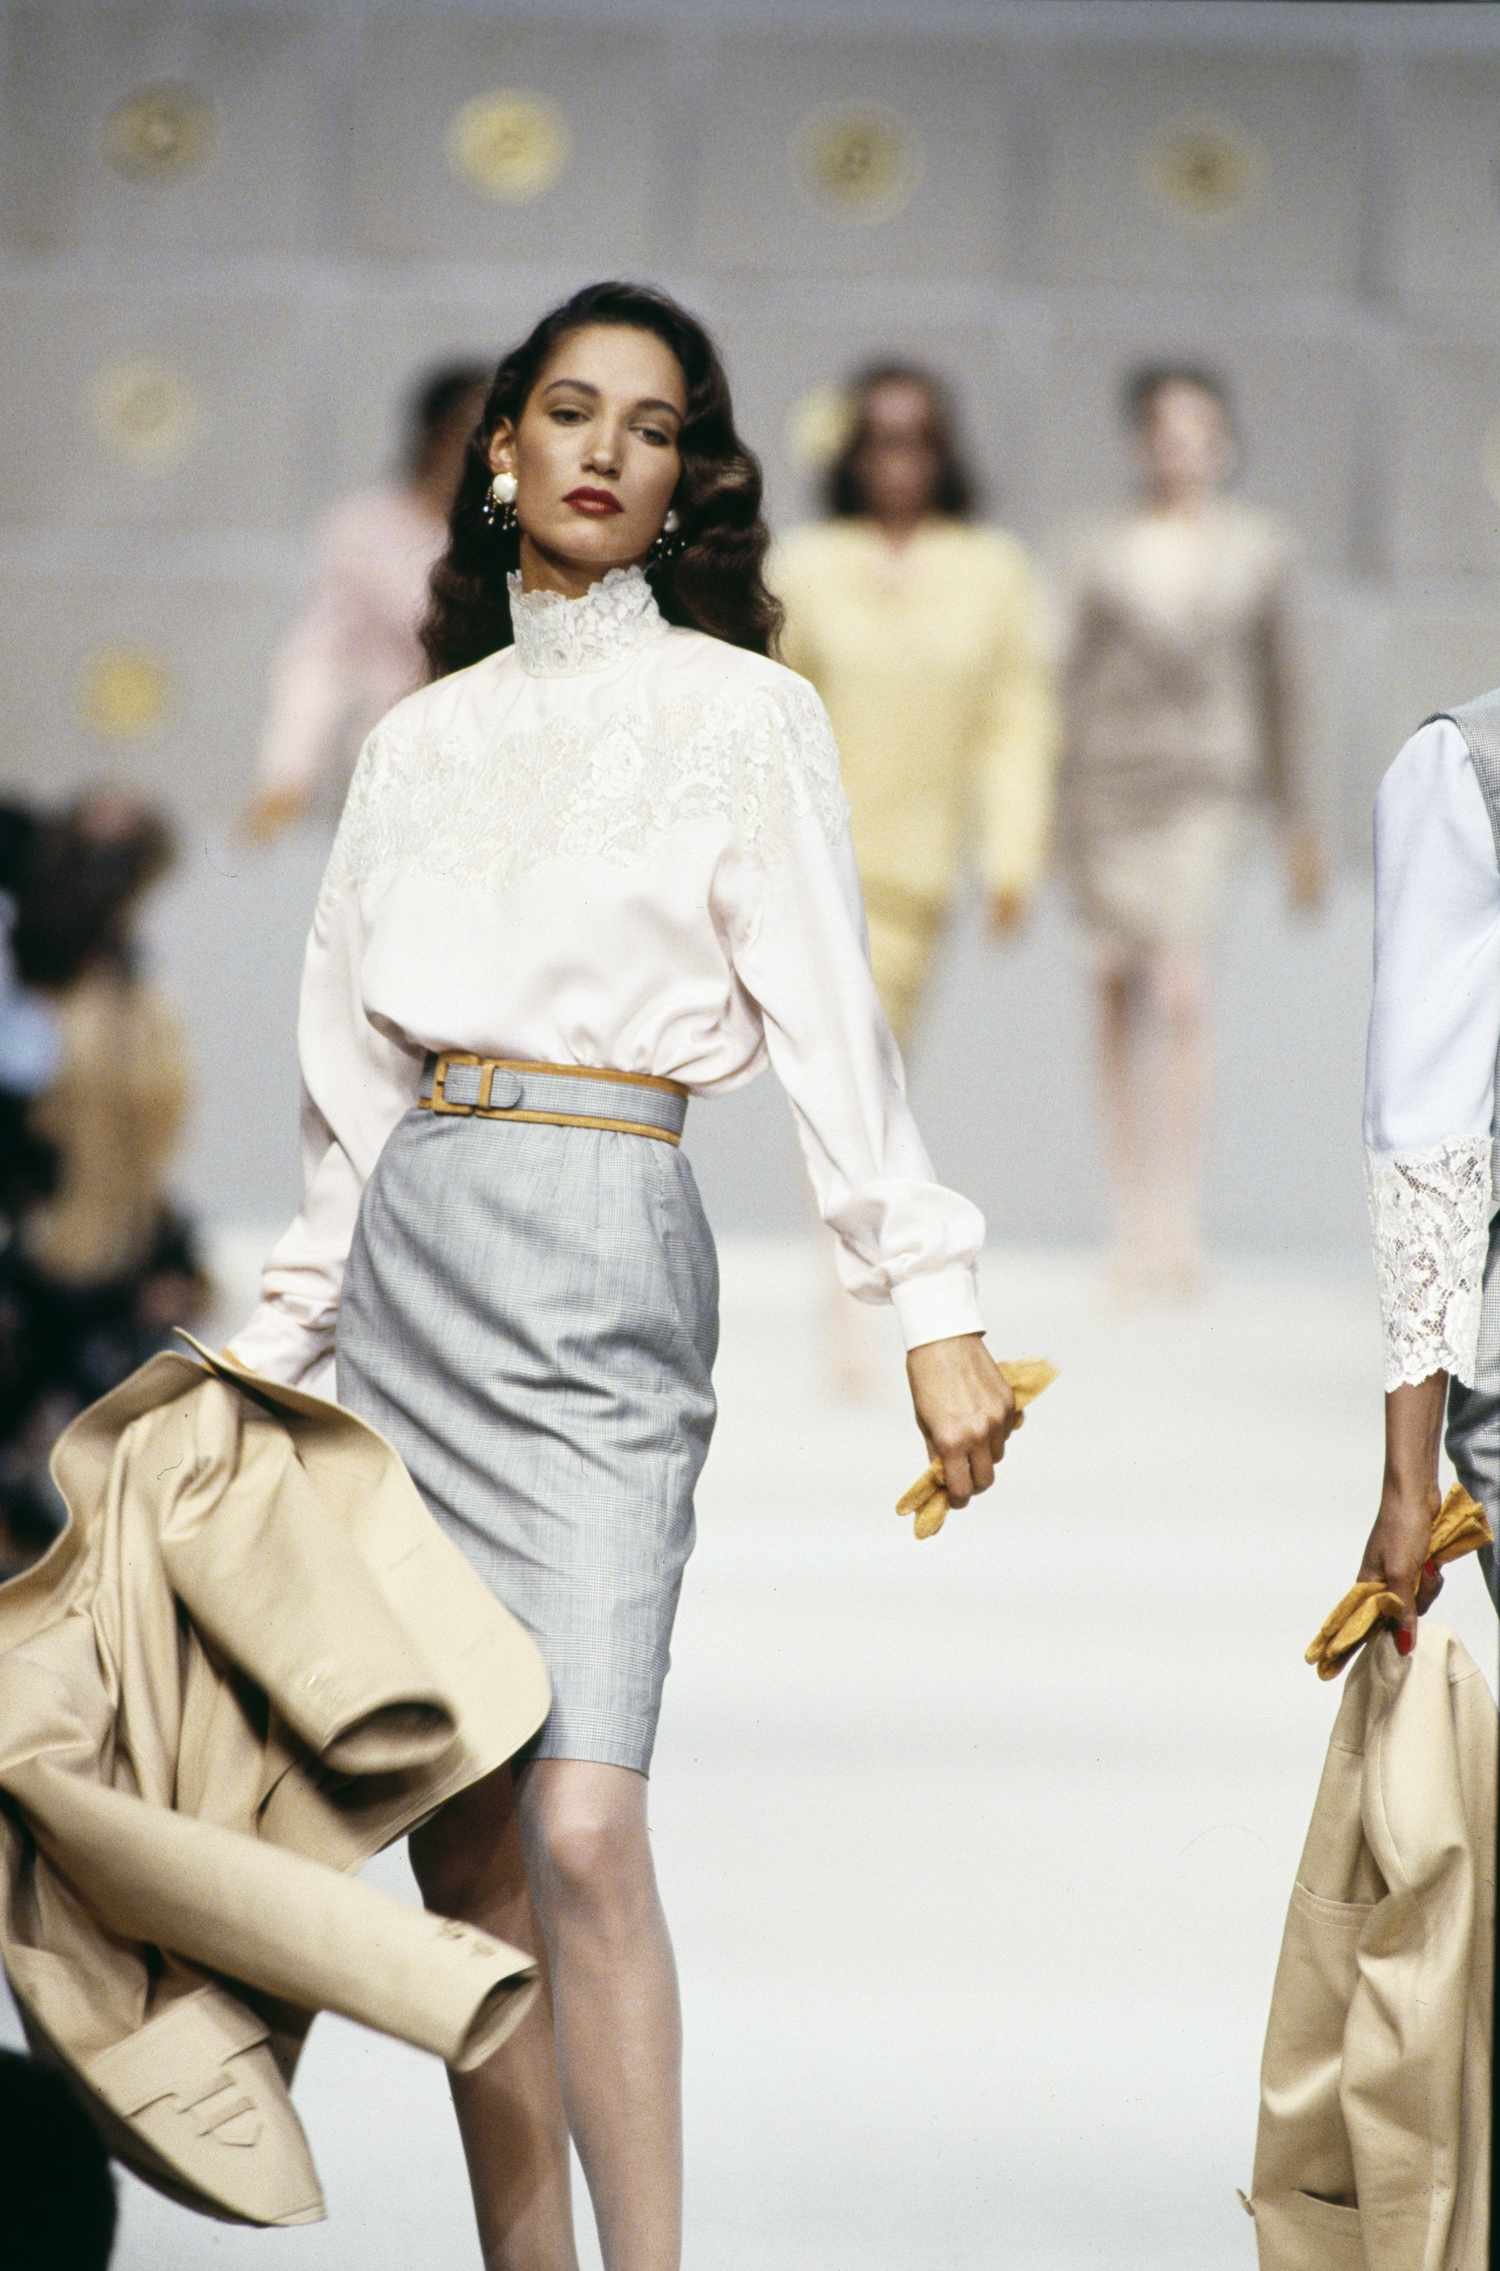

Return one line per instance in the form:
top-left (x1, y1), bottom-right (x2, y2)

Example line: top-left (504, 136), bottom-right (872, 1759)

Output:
top-left (230, 565), bottom-right (987, 1394)
top-left (1364, 717), bottom-right (1500, 1391)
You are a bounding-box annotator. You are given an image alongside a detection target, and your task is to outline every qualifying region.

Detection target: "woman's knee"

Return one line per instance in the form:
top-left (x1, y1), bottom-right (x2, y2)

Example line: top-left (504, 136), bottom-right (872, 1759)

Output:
top-left (1094, 955), bottom-right (1139, 1017)
top-left (409, 1765), bottom-right (527, 1921)
top-left (523, 1766), bottom-right (651, 1918)
top-left (1151, 949), bottom-right (1206, 1025)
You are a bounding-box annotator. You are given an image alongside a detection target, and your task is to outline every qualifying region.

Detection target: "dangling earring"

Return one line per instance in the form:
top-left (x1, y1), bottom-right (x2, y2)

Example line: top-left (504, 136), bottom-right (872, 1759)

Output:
top-left (648, 507), bottom-right (683, 564)
top-left (482, 468), bottom-right (518, 531)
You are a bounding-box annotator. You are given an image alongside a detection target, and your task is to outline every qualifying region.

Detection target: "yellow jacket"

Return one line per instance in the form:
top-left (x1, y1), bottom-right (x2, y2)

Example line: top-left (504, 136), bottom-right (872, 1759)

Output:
top-left (771, 518), bottom-right (1059, 904)
top-left (1248, 1623), bottom-right (1495, 2270)
top-left (0, 1338), bottom-right (551, 2228)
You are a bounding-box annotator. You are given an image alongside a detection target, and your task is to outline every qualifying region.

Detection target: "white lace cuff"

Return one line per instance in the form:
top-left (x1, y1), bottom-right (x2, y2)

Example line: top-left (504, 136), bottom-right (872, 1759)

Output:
top-left (1364, 1136), bottom-right (1492, 1391)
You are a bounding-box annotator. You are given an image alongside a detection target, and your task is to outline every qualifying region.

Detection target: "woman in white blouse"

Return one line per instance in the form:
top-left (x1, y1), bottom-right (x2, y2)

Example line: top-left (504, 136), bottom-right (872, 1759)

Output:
top-left (1360, 694), bottom-right (1500, 1649)
top-left (228, 282), bottom-right (1019, 2271)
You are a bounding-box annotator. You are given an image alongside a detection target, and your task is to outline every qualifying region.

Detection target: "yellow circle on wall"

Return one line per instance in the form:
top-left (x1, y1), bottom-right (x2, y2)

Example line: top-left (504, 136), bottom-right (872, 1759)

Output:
top-left (1143, 113), bottom-right (1267, 226)
top-left (80, 649), bottom-right (172, 741)
top-left (446, 90), bottom-right (571, 202)
top-left (90, 360), bottom-right (198, 469)
top-left (795, 102), bottom-right (922, 225)
top-left (787, 383), bottom-right (855, 472)
top-left (102, 83), bottom-right (216, 182)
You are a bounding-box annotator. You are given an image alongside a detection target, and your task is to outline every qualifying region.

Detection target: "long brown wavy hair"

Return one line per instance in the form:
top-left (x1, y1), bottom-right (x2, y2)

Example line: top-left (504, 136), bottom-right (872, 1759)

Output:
top-left (823, 361), bottom-right (979, 521)
top-left (421, 282), bottom-right (782, 679)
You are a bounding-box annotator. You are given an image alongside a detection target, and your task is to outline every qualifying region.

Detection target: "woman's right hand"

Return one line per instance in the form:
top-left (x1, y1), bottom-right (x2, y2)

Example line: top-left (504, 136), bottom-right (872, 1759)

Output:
top-left (237, 786), bottom-right (309, 847)
top-left (1356, 1478), bottom-right (1444, 1653)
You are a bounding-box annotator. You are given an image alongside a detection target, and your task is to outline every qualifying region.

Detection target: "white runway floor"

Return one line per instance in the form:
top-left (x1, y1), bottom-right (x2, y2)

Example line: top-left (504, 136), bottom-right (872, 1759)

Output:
top-left (7, 1237), bottom-right (1497, 2269)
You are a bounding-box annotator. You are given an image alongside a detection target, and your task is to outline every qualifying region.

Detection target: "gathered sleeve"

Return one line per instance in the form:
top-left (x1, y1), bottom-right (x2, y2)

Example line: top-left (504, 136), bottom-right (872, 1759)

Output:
top-left (972, 544), bottom-right (1061, 899)
top-left (1362, 718), bottom-right (1500, 1390)
top-left (718, 676), bottom-right (987, 1350)
top-left (228, 731), bottom-right (427, 1392)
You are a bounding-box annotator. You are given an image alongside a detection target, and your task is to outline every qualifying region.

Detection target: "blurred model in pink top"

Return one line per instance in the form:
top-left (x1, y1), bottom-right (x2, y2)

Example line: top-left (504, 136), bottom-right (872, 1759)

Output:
top-left (239, 362), bottom-right (489, 844)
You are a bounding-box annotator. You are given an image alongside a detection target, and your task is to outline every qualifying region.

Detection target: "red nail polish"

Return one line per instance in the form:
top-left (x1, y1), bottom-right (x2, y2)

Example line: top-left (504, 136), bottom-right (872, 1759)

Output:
top-left (1395, 1627), bottom-right (1414, 1657)
top-left (1422, 1559), bottom-right (1438, 1581)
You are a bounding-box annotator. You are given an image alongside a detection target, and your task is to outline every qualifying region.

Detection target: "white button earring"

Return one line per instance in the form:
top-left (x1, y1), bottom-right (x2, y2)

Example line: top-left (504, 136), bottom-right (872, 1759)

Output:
top-left (483, 468), bottom-right (519, 531)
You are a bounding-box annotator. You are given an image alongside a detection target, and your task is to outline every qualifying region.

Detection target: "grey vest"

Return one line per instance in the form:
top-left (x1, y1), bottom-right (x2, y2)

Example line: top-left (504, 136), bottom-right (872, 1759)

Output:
top-left (1423, 692), bottom-right (1500, 1606)
top-left (1428, 690), bottom-right (1500, 869)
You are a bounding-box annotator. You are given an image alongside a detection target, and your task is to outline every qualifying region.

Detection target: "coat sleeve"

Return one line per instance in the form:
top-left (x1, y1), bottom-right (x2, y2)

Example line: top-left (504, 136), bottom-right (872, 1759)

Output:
top-left (716, 676), bottom-right (986, 1351)
top-left (1362, 719), bottom-right (1500, 1390)
top-left (227, 729), bottom-right (427, 1392)
top-left (972, 542), bottom-right (1061, 898)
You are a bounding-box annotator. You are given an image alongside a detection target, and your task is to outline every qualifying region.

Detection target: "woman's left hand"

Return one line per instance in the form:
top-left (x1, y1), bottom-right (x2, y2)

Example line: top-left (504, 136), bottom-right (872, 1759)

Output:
top-left (1286, 826), bottom-right (1327, 914)
top-left (986, 885), bottom-right (1030, 938)
top-left (905, 1334), bottom-right (1020, 1507)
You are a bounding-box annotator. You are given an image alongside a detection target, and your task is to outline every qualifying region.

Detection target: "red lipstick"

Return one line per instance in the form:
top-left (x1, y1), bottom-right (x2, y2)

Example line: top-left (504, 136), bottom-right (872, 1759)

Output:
top-left (564, 487), bottom-right (623, 516)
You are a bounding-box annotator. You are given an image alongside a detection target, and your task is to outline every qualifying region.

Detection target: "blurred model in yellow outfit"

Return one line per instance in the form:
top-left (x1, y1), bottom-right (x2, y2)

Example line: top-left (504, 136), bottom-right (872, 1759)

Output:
top-left (773, 366), bottom-right (1057, 1392)
top-left (772, 364), bottom-right (1058, 1047)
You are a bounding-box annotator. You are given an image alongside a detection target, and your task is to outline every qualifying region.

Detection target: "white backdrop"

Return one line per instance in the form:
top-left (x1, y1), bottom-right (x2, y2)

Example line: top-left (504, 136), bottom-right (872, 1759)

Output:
top-left (4, 0), bottom-right (1499, 1259)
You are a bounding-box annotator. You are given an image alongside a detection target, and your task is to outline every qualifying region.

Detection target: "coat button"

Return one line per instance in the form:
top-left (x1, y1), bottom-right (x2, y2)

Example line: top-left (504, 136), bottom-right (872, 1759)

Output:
top-left (487, 1070), bottom-right (524, 1109)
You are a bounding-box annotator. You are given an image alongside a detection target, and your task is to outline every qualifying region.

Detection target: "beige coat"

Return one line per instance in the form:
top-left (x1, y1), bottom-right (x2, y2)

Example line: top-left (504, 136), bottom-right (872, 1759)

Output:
top-left (0, 1336), bottom-right (552, 2228)
top-left (1248, 1623), bottom-right (1495, 2271)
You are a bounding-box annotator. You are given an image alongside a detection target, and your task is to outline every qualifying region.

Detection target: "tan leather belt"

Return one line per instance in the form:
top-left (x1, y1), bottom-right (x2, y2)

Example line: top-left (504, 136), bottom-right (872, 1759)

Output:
top-left (418, 1054), bottom-right (688, 1146)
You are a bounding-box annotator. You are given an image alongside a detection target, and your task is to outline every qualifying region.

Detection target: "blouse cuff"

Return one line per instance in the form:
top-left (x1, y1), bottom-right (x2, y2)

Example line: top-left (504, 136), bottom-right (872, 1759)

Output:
top-left (1364, 1137), bottom-right (1492, 1391)
top-left (890, 1263), bottom-right (985, 1353)
top-left (223, 1299), bottom-right (336, 1397)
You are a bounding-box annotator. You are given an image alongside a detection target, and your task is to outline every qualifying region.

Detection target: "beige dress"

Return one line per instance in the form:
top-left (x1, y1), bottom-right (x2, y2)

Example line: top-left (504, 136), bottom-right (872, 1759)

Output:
top-left (1057, 496), bottom-right (1311, 963)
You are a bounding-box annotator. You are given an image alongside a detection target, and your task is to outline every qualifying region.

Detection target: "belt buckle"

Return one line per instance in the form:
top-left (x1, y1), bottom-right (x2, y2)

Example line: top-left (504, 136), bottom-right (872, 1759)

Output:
top-left (429, 1052), bottom-right (482, 1114)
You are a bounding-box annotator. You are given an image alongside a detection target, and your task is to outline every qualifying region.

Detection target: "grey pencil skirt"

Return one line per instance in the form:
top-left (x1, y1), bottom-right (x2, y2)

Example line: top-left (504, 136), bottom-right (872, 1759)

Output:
top-left (335, 1087), bottom-right (720, 1776)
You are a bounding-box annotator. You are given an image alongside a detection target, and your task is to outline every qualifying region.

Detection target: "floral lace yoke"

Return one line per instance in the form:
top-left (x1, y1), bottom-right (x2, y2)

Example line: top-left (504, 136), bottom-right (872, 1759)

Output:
top-left (325, 567), bottom-right (850, 898)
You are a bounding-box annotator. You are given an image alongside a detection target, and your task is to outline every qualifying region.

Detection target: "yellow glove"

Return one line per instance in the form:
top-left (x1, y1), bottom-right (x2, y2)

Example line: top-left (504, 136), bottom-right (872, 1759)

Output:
top-left (1303, 1482), bottom-right (1493, 1680)
top-left (895, 1358), bottom-right (1057, 1541)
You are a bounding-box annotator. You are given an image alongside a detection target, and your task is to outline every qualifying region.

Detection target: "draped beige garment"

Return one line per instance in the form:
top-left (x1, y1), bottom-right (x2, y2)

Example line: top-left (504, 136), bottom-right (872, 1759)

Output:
top-left (0, 1337), bottom-right (551, 2228)
top-left (1248, 1623), bottom-right (1495, 2271)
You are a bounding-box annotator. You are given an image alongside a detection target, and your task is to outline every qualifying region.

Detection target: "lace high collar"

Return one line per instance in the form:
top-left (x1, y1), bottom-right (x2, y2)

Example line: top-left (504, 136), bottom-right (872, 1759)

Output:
top-left (506, 564), bottom-right (666, 677)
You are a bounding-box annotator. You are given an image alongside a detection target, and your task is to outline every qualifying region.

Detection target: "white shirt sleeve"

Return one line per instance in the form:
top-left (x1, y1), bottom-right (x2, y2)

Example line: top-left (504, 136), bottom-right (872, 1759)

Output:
top-left (1363, 716), bottom-right (1500, 1389)
top-left (722, 681), bottom-right (986, 1351)
top-left (229, 740), bottom-right (428, 1390)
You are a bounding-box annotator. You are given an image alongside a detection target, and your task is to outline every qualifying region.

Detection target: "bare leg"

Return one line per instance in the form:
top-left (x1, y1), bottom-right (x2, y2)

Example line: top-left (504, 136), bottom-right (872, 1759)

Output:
top-left (409, 1765), bottom-right (579, 2271)
top-left (1093, 957), bottom-right (1149, 1287)
top-left (1144, 944), bottom-right (1210, 1292)
top-left (518, 1759), bottom-right (683, 2271)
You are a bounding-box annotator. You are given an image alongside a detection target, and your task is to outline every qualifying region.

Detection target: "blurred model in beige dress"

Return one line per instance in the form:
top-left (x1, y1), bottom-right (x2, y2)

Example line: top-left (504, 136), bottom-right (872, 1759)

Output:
top-left (1058, 366), bottom-right (1325, 1297)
